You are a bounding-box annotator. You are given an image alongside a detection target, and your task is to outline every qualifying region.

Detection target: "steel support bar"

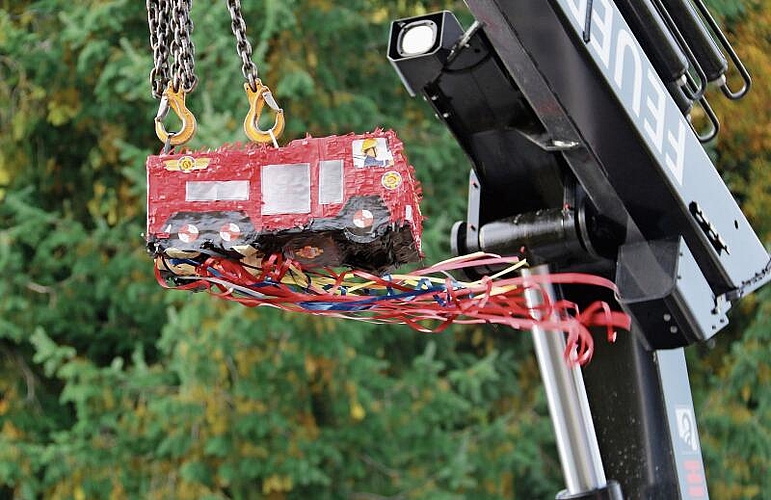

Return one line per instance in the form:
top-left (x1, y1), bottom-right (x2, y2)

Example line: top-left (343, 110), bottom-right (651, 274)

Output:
top-left (522, 265), bottom-right (609, 495)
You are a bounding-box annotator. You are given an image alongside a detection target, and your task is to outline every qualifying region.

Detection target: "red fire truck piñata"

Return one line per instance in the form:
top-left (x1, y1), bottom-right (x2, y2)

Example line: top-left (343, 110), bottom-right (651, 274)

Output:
top-left (146, 130), bottom-right (423, 272)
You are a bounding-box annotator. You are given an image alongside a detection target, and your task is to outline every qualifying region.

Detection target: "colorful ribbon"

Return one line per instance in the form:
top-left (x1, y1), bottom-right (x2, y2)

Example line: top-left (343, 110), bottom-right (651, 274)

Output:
top-left (155, 252), bottom-right (631, 365)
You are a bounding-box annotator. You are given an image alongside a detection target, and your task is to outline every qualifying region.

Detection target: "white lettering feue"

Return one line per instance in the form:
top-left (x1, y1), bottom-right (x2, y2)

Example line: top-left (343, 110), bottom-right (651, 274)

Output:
top-left (666, 121), bottom-right (686, 184)
top-left (558, 0), bottom-right (687, 185)
top-left (613, 29), bottom-right (642, 115)
top-left (643, 70), bottom-right (666, 154)
top-left (565, 0), bottom-right (584, 22)
top-left (589, 0), bottom-right (613, 68)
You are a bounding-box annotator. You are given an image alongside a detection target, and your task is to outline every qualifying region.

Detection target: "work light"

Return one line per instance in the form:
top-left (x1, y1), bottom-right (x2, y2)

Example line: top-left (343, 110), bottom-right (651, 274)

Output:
top-left (387, 11), bottom-right (463, 96)
top-left (397, 20), bottom-right (438, 56)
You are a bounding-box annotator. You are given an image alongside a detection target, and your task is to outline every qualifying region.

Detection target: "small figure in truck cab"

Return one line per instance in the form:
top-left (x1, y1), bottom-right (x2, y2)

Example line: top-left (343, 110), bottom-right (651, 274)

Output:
top-left (360, 138), bottom-right (394, 168)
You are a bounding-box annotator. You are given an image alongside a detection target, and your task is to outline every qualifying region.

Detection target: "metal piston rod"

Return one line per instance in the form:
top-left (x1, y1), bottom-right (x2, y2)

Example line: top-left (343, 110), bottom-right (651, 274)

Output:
top-left (522, 265), bottom-right (623, 499)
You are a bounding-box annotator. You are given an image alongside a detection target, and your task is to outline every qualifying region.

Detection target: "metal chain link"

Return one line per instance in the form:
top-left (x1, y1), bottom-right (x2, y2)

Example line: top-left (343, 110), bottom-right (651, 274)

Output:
top-left (147, 0), bottom-right (197, 98)
top-left (226, 0), bottom-right (259, 90)
top-left (147, 0), bottom-right (172, 99)
top-left (148, 0), bottom-right (265, 100)
top-left (170, 0), bottom-right (198, 93)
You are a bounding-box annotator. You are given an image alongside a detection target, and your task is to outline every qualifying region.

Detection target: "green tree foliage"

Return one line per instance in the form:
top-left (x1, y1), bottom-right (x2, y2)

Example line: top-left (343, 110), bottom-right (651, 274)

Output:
top-left (691, 1), bottom-right (771, 498)
top-left (0, 1), bottom-right (556, 498)
top-left (0, 0), bottom-right (768, 498)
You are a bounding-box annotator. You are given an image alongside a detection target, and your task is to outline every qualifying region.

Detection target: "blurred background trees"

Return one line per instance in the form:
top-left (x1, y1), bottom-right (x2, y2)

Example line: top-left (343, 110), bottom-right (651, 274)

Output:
top-left (0, 0), bottom-right (767, 498)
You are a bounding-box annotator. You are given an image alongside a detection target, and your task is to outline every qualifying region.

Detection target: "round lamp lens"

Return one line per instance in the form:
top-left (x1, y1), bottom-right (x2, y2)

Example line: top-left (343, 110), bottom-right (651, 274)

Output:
top-left (400, 22), bottom-right (437, 56)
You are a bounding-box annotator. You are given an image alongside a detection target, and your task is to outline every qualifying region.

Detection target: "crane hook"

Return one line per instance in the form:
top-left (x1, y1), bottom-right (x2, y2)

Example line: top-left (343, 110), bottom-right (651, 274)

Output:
top-left (155, 84), bottom-right (197, 149)
top-left (243, 80), bottom-right (285, 145)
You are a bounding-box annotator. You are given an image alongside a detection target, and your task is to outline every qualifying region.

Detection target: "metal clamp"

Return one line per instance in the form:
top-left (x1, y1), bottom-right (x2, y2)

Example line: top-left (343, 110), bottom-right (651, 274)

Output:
top-left (243, 80), bottom-right (285, 145)
top-left (154, 83), bottom-right (197, 148)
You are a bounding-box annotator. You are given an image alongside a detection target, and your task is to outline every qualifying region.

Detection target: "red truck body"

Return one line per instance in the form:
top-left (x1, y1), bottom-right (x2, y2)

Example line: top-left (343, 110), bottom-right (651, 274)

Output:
top-left (146, 130), bottom-right (423, 271)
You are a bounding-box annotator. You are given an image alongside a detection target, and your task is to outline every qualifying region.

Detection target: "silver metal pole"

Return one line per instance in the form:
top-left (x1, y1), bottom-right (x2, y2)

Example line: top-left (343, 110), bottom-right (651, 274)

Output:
top-left (521, 264), bottom-right (607, 495)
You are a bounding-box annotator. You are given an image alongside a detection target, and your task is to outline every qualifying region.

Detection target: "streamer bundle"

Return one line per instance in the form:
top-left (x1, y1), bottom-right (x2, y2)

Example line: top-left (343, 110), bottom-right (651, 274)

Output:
top-left (154, 252), bottom-right (630, 365)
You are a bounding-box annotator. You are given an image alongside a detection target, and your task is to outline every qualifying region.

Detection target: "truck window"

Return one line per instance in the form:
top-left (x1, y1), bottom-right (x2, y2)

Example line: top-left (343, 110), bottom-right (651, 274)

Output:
top-left (261, 163), bottom-right (311, 215)
top-left (319, 159), bottom-right (344, 204)
top-left (186, 180), bottom-right (249, 201)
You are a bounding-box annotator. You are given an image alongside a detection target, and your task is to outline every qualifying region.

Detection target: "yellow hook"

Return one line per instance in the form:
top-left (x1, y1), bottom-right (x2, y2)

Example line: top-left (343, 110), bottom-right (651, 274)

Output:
top-left (243, 80), bottom-right (285, 144)
top-left (154, 84), bottom-right (197, 148)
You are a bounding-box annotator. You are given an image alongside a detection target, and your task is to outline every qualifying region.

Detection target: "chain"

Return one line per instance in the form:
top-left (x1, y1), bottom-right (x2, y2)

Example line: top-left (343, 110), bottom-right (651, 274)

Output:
top-left (147, 0), bottom-right (197, 99)
top-left (146, 0), bottom-right (282, 145)
top-left (170, 0), bottom-right (198, 93)
top-left (226, 0), bottom-right (259, 90)
top-left (147, 0), bottom-right (171, 99)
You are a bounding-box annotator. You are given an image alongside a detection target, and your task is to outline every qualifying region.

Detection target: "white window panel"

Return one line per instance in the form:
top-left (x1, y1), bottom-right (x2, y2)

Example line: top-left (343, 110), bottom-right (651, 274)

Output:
top-left (186, 180), bottom-right (249, 201)
top-left (319, 159), bottom-right (344, 204)
top-left (261, 163), bottom-right (311, 214)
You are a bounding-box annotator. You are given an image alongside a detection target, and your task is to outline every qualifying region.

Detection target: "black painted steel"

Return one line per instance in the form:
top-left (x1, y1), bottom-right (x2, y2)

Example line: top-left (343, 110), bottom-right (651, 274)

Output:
top-left (478, 0), bottom-right (768, 291)
top-left (612, 0), bottom-right (688, 82)
top-left (387, 11), bottom-right (464, 97)
top-left (581, 331), bottom-right (681, 499)
top-left (479, 208), bottom-right (582, 263)
top-left (659, 0), bottom-right (728, 82)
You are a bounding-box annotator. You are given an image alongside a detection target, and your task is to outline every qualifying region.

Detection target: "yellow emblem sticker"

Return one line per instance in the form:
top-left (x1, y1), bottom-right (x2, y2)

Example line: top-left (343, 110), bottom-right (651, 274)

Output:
top-left (381, 171), bottom-right (402, 190)
top-left (164, 155), bottom-right (210, 173)
top-left (295, 246), bottom-right (324, 259)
